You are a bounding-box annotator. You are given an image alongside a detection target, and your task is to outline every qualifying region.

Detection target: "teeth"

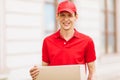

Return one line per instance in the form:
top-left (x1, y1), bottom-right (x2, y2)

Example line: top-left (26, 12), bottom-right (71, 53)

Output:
top-left (64, 23), bottom-right (68, 25)
top-left (64, 24), bottom-right (69, 26)
top-left (63, 22), bottom-right (69, 25)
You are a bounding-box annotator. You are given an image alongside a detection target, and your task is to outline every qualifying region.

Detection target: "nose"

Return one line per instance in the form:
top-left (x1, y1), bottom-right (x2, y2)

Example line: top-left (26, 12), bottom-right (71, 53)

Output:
top-left (64, 16), bottom-right (69, 21)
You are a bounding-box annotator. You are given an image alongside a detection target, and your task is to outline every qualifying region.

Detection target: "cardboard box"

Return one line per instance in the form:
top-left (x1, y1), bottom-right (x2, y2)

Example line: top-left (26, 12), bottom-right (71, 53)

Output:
top-left (36, 65), bottom-right (86, 80)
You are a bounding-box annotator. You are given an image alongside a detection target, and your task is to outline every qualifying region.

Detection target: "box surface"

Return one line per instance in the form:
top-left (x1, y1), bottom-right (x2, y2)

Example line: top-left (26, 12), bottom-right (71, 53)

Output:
top-left (36, 65), bottom-right (86, 80)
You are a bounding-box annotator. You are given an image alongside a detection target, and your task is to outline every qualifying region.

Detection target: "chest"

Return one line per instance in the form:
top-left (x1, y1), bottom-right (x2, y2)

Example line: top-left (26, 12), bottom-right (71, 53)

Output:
top-left (47, 38), bottom-right (88, 59)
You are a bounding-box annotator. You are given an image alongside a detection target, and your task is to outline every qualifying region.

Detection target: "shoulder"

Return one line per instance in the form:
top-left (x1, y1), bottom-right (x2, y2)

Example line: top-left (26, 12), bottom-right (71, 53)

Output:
top-left (43, 30), bottom-right (59, 42)
top-left (75, 30), bottom-right (95, 46)
top-left (76, 31), bottom-right (93, 41)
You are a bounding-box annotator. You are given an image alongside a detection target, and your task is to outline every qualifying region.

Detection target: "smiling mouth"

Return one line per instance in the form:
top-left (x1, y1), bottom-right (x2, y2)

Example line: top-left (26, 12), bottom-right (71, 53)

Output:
top-left (63, 22), bottom-right (70, 26)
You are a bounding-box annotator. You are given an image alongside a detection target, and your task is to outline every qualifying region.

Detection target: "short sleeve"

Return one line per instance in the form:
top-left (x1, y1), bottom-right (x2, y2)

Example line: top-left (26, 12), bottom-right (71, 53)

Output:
top-left (85, 39), bottom-right (96, 63)
top-left (42, 39), bottom-right (50, 63)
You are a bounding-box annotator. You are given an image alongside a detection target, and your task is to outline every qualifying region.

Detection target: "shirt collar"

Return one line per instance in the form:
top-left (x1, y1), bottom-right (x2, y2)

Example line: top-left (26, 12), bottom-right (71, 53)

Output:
top-left (54, 29), bottom-right (80, 39)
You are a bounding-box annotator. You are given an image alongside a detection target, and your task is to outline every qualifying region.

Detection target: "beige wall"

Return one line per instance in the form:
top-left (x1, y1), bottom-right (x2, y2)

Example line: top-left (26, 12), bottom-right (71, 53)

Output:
top-left (117, 0), bottom-right (120, 53)
top-left (0, 0), bottom-right (7, 74)
top-left (1, 0), bottom-right (45, 80)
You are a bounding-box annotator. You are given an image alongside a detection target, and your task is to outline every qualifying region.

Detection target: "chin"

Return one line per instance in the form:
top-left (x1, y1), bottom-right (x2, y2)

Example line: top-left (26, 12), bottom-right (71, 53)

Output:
top-left (61, 25), bottom-right (72, 30)
top-left (63, 28), bottom-right (71, 31)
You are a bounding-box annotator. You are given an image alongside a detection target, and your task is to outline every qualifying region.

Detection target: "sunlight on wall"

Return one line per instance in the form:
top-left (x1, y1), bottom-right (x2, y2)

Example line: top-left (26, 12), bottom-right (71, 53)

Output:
top-left (0, 0), bottom-right (44, 80)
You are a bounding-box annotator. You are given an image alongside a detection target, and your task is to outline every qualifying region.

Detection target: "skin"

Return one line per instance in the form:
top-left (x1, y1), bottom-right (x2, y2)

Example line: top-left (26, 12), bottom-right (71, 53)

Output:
top-left (29, 11), bottom-right (96, 80)
top-left (56, 11), bottom-right (78, 41)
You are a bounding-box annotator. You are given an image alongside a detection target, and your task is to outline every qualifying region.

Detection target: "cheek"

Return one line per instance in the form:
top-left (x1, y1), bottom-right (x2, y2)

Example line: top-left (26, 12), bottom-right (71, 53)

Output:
top-left (72, 18), bottom-right (77, 22)
top-left (59, 19), bottom-right (64, 23)
top-left (70, 19), bottom-right (75, 23)
top-left (58, 20), bottom-right (63, 25)
top-left (57, 19), bottom-right (62, 24)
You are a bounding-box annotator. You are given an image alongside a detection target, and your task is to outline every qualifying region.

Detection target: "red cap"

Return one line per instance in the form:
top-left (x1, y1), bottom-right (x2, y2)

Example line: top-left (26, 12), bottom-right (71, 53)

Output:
top-left (57, 0), bottom-right (77, 14)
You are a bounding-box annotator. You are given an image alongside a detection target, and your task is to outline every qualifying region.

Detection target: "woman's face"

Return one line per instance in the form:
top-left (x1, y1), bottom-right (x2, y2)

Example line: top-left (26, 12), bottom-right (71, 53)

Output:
top-left (57, 11), bottom-right (77, 31)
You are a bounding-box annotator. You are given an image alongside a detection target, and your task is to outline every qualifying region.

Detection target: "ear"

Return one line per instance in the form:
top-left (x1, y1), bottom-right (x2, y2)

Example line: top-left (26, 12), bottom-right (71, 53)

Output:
top-left (56, 13), bottom-right (59, 21)
top-left (75, 14), bottom-right (78, 19)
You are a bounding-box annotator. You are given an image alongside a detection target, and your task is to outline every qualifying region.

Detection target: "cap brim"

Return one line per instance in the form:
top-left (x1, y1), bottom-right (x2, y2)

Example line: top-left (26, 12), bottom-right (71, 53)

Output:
top-left (58, 8), bottom-right (74, 14)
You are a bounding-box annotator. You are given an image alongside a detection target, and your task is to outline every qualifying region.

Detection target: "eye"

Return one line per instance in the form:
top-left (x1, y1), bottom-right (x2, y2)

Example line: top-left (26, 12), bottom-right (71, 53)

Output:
top-left (68, 14), bottom-right (73, 17)
top-left (59, 14), bottom-right (65, 17)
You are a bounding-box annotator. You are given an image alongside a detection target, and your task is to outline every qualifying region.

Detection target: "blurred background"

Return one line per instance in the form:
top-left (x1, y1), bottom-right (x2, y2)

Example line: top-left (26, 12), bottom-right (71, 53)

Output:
top-left (0, 0), bottom-right (120, 80)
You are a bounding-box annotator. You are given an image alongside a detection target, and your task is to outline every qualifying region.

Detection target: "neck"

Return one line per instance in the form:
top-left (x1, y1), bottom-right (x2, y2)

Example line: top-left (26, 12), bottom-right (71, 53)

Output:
top-left (60, 29), bottom-right (75, 41)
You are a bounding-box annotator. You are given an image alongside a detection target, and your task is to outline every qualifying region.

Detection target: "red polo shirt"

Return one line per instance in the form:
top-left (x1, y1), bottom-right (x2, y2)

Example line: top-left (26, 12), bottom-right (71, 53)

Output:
top-left (42, 29), bottom-right (96, 66)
